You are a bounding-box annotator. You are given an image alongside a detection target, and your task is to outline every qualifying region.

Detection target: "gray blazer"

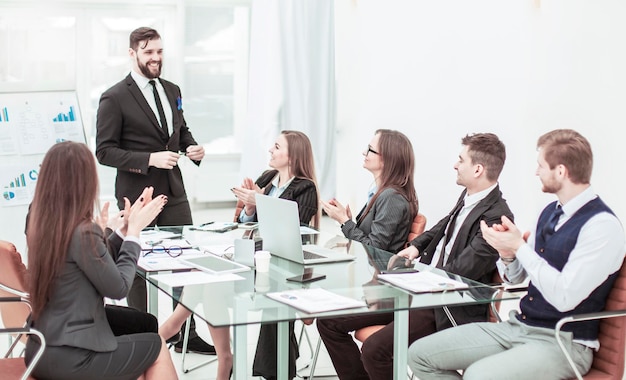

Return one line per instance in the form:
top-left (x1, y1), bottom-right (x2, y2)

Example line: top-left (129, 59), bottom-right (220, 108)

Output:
top-left (341, 187), bottom-right (413, 253)
top-left (33, 223), bottom-right (139, 352)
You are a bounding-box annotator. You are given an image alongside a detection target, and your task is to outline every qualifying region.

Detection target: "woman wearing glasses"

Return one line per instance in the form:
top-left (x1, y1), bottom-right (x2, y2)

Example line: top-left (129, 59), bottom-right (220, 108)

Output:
top-left (318, 129), bottom-right (418, 380)
top-left (322, 129), bottom-right (418, 253)
top-left (24, 142), bottom-right (176, 380)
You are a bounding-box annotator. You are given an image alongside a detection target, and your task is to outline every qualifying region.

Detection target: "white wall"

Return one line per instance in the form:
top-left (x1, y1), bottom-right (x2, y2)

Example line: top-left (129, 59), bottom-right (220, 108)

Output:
top-left (333, 0), bottom-right (626, 232)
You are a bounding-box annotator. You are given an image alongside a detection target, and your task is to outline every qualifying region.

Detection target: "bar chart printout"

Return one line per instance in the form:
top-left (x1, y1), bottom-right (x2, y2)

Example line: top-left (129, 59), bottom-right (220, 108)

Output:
top-left (1, 166), bottom-right (37, 206)
top-left (53, 106), bottom-right (76, 122)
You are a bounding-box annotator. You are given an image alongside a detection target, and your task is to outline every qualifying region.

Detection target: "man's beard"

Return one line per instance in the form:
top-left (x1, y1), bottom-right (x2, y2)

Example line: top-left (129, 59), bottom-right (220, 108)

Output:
top-left (541, 175), bottom-right (561, 194)
top-left (138, 58), bottom-right (162, 79)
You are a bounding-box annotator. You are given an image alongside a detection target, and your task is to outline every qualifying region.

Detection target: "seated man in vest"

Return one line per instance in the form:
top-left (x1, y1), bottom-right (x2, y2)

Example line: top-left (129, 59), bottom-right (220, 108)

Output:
top-left (408, 129), bottom-right (625, 380)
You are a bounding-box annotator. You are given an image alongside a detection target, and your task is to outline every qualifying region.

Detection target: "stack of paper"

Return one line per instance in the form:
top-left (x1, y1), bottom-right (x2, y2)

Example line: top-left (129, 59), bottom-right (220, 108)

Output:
top-left (377, 271), bottom-right (469, 294)
top-left (190, 222), bottom-right (238, 233)
top-left (267, 288), bottom-right (366, 314)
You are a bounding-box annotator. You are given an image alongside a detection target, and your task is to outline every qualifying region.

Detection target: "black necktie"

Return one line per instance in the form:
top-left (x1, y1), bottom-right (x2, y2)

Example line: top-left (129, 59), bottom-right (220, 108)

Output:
top-left (541, 205), bottom-right (563, 240)
top-left (436, 199), bottom-right (465, 268)
top-left (420, 198), bottom-right (464, 265)
top-left (149, 80), bottom-right (168, 136)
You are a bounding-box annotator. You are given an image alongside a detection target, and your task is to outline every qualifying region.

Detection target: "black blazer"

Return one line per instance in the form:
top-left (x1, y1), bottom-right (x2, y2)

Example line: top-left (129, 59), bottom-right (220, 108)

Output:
top-left (410, 185), bottom-right (514, 328)
top-left (95, 74), bottom-right (200, 206)
top-left (247, 169), bottom-right (318, 225)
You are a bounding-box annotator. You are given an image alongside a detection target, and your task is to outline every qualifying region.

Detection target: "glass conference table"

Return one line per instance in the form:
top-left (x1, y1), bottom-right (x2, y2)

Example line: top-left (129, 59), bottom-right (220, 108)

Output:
top-left (138, 226), bottom-right (516, 380)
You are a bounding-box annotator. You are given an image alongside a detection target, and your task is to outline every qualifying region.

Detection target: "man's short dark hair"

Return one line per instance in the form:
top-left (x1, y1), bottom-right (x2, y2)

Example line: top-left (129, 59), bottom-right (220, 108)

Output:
top-left (461, 133), bottom-right (506, 182)
top-left (129, 27), bottom-right (161, 51)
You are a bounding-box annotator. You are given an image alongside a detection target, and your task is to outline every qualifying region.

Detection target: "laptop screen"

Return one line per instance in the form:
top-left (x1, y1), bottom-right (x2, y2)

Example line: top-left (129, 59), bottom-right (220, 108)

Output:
top-left (255, 194), bottom-right (306, 263)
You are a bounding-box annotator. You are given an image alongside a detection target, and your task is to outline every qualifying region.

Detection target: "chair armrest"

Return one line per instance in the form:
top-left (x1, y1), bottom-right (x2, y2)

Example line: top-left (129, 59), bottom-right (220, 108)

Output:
top-left (0, 297), bottom-right (44, 380)
top-left (554, 309), bottom-right (626, 380)
top-left (0, 327), bottom-right (46, 380)
top-left (488, 285), bottom-right (528, 323)
top-left (0, 283), bottom-right (29, 298)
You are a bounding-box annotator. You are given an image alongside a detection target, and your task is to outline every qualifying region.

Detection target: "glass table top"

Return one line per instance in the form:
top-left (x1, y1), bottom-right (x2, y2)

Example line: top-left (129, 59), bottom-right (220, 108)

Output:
top-left (138, 225), bottom-right (514, 328)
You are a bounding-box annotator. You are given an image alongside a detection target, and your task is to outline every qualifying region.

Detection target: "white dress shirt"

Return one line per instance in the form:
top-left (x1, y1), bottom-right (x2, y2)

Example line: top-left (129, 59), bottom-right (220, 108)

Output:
top-left (499, 186), bottom-right (625, 348)
top-left (430, 183), bottom-right (498, 267)
top-left (130, 70), bottom-right (173, 136)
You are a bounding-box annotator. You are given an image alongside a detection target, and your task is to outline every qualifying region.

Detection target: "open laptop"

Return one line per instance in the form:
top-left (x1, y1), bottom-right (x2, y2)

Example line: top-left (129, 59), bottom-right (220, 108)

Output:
top-left (255, 194), bottom-right (355, 265)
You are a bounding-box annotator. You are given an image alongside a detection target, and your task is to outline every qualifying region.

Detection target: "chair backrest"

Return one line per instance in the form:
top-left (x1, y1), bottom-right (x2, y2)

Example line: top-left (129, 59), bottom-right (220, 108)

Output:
top-left (583, 257), bottom-right (626, 380)
top-left (0, 241), bottom-right (30, 330)
top-left (406, 213), bottom-right (426, 244)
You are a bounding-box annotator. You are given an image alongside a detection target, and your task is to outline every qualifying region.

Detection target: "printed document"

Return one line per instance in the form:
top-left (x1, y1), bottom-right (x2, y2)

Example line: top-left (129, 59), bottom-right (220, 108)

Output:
top-left (377, 270), bottom-right (469, 293)
top-left (267, 288), bottom-right (366, 314)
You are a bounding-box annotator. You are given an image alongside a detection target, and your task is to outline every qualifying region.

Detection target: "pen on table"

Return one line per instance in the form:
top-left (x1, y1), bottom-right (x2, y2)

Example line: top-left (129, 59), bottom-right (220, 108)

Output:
top-left (199, 221), bottom-right (214, 227)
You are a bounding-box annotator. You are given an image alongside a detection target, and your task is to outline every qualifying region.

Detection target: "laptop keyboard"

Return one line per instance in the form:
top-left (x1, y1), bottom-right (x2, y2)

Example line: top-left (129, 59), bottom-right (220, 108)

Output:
top-left (303, 250), bottom-right (325, 260)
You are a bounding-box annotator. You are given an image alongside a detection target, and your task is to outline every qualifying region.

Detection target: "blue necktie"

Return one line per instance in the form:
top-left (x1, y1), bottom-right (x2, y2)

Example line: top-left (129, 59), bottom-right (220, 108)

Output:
top-left (541, 205), bottom-right (563, 240)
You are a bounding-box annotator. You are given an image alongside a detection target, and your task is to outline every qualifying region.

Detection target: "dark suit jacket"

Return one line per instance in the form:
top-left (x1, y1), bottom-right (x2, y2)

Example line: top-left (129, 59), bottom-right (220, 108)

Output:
top-left (244, 169), bottom-right (318, 225)
top-left (95, 74), bottom-right (200, 205)
top-left (341, 187), bottom-right (413, 253)
top-left (409, 185), bottom-right (513, 328)
top-left (34, 224), bottom-right (138, 351)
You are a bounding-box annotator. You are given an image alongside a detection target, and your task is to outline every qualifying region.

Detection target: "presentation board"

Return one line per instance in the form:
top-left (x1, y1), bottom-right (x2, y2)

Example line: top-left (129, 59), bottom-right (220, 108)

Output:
top-left (0, 91), bottom-right (86, 207)
top-left (0, 91), bottom-right (86, 256)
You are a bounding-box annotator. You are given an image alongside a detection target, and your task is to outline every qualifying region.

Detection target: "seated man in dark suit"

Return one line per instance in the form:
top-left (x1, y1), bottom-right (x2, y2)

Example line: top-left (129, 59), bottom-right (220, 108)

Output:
top-left (317, 133), bottom-right (514, 379)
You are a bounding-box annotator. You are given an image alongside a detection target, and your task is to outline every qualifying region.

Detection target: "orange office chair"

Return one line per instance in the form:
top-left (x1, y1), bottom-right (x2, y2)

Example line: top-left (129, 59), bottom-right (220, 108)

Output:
top-left (406, 213), bottom-right (426, 246)
top-left (557, 257), bottom-right (626, 380)
top-left (0, 240), bottom-right (46, 380)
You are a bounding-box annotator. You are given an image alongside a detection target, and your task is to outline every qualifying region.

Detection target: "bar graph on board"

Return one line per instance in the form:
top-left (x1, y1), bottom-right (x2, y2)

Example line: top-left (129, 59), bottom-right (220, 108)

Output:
top-left (52, 106), bottom-right (76, 122)
top-left (9, 173), bottom-right (27, 188)
top-left (0, 107), bottom-right (8, 122)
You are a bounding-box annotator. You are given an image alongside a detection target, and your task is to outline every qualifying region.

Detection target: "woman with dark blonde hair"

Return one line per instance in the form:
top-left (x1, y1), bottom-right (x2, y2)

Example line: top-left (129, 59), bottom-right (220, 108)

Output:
top-left (233, 129), bottom-right (319, 379)
top-left (232, 129), bottom-right (320, 228)
top-left (322, 128), bottom-right (418, 252)
top-left (24, 141), bottom-right (176, 379)
top-left (159, 130), bottom-right (320, 379)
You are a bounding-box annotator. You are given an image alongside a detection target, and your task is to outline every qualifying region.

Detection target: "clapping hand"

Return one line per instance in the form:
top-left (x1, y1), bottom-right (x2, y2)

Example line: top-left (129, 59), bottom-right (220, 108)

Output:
top-left (321, 198), bottom-right (351, 224)
top-left (95, 201), bottom-right (110, 232)
top-left (122, 187), bottom-right (168, 237)
top-left (480, 216), bottom-right (529, 259)
top-left (231, 177), bottom-right (264, 215)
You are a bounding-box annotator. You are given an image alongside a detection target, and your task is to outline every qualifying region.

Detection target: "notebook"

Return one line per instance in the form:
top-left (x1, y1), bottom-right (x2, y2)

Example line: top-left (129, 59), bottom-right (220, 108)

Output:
top-left (255, 194), bottom-right (355, 265)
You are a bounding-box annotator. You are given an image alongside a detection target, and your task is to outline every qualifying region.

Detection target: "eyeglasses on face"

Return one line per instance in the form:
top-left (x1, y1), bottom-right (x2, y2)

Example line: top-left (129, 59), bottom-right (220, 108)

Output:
top-left (144, 245), bottom-right (183, 258)
top-left (366, 146), bottom-right (380, 156)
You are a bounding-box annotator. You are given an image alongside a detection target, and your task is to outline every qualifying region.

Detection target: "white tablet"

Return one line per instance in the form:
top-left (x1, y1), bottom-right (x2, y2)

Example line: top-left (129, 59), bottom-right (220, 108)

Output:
top-left (179, 255), bottom-right (251, 275)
